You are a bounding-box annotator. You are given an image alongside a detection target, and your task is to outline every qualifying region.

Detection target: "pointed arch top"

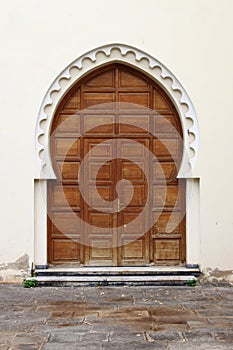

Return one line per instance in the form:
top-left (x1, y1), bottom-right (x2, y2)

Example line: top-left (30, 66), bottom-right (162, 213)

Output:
top-left (35, 43), bottom-right (199, 179)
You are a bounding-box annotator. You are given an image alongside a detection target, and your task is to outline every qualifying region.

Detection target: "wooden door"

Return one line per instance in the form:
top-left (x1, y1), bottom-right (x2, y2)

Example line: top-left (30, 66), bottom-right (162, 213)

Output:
top-left (48, 64), bottom-right (186, 266)
top-left (83, 138), bottom-right (118, 266)
top-left (117, 138), bottom-right (150, 265)
top-left (82, 137), bottom-right (150, 266)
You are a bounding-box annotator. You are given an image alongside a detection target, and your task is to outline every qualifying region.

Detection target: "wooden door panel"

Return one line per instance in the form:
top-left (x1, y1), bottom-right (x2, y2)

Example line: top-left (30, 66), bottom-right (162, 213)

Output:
top-left (153, 139), bottom-right (179, 160)
top-left (55, 138), bottom-right (80, 159)
top-left (51, 212), bottom-right (80, 236)
top-left (121, 240), bottom-right (145, 259)
top-left (119, 92), bottom-right (150, 108)
top-left (53, 240), bottom-right (80, 261)
top-left (153, 115), bottom-right (177, 134)
top-left (118, 70), bottom-right (149, 88)
top-left (119, 140), bottom-right (147, 158)
top-left (154, 92), bottom-right (171, 111)
top-left (88, 239), bottom-right (116, 266)
top-left (121, 212), bottom-right (144, 234)
top-left (89, 242), bottom-right (113, 258)
top-left (152, 212), bottom-right (181, 234)
top-left (83, 92), bottom-right (115, 109)
top-left (84, 114), bottom-right (115, 134)
top-left (62, 90), bottom-right (81, 112)
top-left (120, 211), bottom-right (148, 265)
top-left (152, 186), bottom-right (179, 209)
top-left (57, 114), bottom-right (80, 134)
top-left (121, 162), bottom-right (145, 181)
top-left (52, 185), bottom-right (80, 209)
top-left (153, 162), bottom-right (177, 183)
top-left (86, 140), bottom-right (114, 158)
top-left (89, 161), bottom-right (112, 182)
top-left (88, 212), bottom-right (114, 231)
top-left (118, 115), bottom-right (150, 134)
top-left (86, 212), bottom-right (117, 265)
top-left (122, 184), bottom-right (146, 207)
top-left (84, 69), bottom-right (115, 88)
top-left (153, 239), bottom-right (180, 261)
top-left (57, 162), bottom-right (80, 182)
top-left (88, 186), bottom-right (113, 209)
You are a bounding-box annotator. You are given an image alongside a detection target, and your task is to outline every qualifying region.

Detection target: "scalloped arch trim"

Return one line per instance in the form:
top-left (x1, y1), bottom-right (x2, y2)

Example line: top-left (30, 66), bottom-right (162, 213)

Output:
top-left (35, 43), bottom-right (199, 179)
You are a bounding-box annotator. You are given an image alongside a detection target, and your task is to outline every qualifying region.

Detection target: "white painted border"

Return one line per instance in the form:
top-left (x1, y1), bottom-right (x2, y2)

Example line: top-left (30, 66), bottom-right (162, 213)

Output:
top-left (186, 178), bottom-right (201, 266)
top-left (34, 180), bottom-right (47, 266)
top-left (35, 43), bottom-right (199, 179)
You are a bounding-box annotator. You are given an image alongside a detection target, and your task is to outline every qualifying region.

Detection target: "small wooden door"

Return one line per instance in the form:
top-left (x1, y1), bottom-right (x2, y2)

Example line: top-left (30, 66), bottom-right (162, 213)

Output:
top-left (48, 64), bottom-right (186, 266)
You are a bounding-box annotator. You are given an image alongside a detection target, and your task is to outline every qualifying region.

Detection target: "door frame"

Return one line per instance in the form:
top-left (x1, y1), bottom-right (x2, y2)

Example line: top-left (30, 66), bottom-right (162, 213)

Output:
top-left (34, 44), bottom-right (200, 268)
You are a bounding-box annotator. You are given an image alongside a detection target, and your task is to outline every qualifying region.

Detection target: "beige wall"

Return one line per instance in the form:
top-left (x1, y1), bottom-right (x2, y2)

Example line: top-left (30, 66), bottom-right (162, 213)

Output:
top-left (0, 0), bottom-right (233, 271)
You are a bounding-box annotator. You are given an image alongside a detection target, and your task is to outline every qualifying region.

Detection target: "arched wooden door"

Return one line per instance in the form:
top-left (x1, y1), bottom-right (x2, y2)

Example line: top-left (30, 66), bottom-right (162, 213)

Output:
top-left (48, 64), bottom-right (186, 266)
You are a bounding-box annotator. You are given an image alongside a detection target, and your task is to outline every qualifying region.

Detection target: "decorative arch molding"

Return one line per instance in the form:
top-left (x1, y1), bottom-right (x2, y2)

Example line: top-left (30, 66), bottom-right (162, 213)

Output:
top-left (35, 43), bottom-right (199, 179)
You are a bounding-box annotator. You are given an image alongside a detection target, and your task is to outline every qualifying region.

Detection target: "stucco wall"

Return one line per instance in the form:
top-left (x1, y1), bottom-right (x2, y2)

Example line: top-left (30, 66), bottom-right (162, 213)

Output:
top-left (0, 0), bottom-right (233, 274)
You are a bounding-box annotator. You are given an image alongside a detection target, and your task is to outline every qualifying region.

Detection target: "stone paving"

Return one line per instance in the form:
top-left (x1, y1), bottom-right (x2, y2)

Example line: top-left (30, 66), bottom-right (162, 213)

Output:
top-left (0, 284), bottom-right (232, 349)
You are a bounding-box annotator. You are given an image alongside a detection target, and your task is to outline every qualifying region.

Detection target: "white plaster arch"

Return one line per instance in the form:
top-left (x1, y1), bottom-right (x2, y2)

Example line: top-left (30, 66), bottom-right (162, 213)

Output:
top-left (35, 43), bottom-right (199, 179)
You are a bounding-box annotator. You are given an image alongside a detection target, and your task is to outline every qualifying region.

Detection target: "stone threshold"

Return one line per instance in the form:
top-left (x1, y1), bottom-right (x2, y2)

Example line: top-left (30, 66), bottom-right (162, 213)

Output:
top-left (29, 274), bottom-right (197, 287)
top-left (32, 266), bottom-right (200, 286)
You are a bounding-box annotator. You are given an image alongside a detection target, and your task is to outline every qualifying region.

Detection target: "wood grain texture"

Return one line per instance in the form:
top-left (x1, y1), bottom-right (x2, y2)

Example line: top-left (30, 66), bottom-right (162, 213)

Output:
top-left (48, 64), bottom-right (185, 266)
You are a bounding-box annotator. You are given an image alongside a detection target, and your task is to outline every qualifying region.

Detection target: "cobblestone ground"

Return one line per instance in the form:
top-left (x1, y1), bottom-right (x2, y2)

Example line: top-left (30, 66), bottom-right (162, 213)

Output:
top-left (0, 284), bottom-right (232, 349)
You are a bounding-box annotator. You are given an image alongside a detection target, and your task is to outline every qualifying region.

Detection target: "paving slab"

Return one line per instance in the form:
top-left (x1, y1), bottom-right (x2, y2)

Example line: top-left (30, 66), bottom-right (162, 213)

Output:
top-left (0, 284), bottom-right (232, 349)
top-left (41, 344), bottom-right (79, 350)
